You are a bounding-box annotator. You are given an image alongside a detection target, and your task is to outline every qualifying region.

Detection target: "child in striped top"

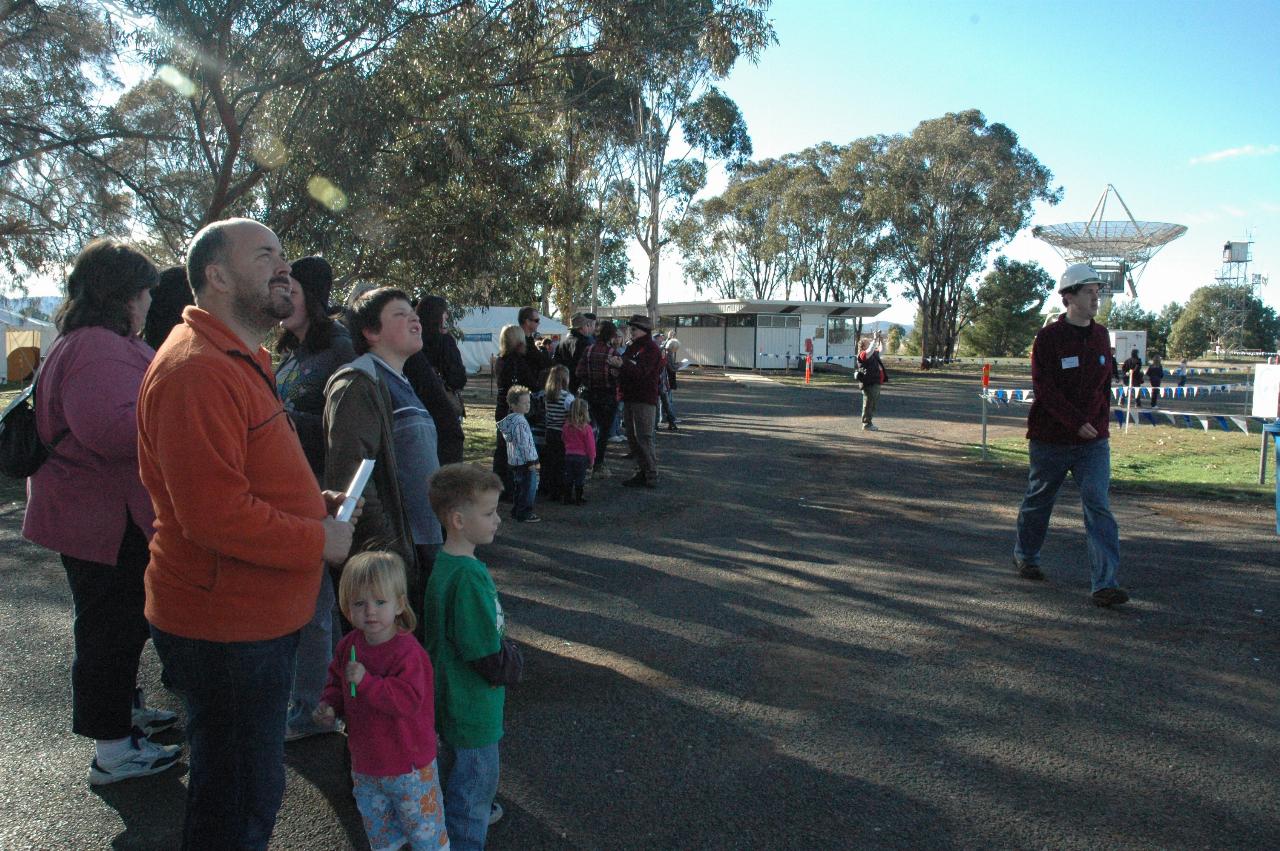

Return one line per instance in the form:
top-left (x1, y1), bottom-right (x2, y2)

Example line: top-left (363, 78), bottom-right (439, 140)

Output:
top-left (540, 365), bottom-right (575, 502)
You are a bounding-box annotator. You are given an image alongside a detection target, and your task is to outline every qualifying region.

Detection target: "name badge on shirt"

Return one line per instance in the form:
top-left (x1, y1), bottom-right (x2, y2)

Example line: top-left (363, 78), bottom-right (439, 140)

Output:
top-left (1061, 356), bottom-right (1080, 369)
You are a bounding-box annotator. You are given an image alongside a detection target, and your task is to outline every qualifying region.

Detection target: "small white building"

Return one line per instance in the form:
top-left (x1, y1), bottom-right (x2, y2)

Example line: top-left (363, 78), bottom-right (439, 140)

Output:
top-left (596, 299), bottom-right (890, 369)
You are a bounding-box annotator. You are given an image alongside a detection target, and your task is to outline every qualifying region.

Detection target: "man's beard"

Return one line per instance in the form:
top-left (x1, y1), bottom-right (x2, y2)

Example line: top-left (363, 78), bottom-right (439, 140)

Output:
top-left (231, 273), bottom-right (294, 334)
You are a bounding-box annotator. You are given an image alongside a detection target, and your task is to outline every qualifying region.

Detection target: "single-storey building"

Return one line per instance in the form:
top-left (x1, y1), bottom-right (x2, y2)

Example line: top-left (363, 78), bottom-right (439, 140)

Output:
top-left (595, 299), bottom-right (891, 369)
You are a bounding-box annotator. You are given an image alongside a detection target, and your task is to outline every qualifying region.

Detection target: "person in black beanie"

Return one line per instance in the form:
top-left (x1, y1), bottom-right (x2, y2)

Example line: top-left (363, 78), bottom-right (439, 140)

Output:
top-left (143, 266), bottom-right (195, 351)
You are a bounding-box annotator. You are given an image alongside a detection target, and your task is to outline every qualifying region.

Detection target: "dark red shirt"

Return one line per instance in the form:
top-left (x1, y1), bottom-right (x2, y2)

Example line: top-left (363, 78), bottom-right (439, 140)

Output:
top-left (1026, 316), bottom-right (1113, 445)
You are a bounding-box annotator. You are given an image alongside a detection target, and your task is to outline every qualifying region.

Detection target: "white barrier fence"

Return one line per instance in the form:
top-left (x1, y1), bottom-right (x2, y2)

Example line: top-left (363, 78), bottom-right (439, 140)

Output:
top-left (981, 391), bottom-right (1266, 434)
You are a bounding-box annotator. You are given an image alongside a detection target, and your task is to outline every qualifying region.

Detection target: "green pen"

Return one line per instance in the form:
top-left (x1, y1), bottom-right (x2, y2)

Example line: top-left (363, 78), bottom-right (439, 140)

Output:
top-left (350, 646), bottom-right (357, 697)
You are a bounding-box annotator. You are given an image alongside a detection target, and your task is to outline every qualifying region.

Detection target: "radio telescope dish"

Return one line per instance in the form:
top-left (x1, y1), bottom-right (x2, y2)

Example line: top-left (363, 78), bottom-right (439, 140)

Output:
top-left (1033, 184), bottom-right (1186, 297)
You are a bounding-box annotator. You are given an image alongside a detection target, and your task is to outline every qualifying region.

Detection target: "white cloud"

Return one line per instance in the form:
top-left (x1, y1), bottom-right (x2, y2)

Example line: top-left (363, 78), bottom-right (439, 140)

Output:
top-left (1188, 144), bottom-right (1280, 165)
top-left (1220, 204), bottom-right (1247, 218)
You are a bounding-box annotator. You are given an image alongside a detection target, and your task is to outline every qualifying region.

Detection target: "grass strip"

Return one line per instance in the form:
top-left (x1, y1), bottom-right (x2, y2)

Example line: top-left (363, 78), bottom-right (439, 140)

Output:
top-left (970, 428), bottom-right (1274, 502)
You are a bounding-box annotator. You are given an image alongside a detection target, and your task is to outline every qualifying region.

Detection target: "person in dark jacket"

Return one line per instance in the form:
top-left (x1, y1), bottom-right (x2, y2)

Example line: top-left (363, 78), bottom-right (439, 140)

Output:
top-left (577, 320), bottom-right (620, 474)
top-left (403, 296), bottom-right (466, 465)
top-left (276, 256), bottom-right (357, 482)
top-left (143, 265), bottom-right (195, 351)
top-left (518, 306), bottom-right (553, 383)
top-left (493, 323), bottom-right (538, 496)
top-left (1121, 348), bottom-right (1144, 406)
top-left (1013, 263), bottom-right (1127, 608)
top-left (273, 256), bottom-right (356, 741)
top-left (553, 311), bottom-right (595, 391)
top-left (856, 340), bottom-right (888, 431)
top-left (1145, 354), bottom-right (1164, 407)
top-left (610, 314), bottom-right (663, 487)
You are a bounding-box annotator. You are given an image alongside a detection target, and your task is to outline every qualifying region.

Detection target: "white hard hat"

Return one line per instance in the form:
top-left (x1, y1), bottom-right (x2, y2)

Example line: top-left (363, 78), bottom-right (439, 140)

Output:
top-left (1058, 263), bottom-right (1104, 293)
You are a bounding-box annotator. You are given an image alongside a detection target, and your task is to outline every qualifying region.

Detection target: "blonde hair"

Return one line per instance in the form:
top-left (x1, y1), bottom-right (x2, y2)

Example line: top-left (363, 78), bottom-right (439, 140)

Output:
top-left (545, 364), bottom-right (569, 402)
top-left (430, 463), bottom-right (503, 524)
top-left (506, 383), bottom-right (530, 408)
top-left (498, 324), bottom-right (524, 357)
top-left (338, 552), bottom-right (416, 633)
top-left (566, 397), bottom-right (590, 427)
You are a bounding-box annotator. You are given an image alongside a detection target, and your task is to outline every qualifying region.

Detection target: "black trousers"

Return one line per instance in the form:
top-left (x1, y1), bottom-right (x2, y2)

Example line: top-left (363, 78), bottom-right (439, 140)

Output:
top-left (585, 389), bottom-right (618, 470)
top-left (541, 430), bottom-right (566, 498)
top-left (61, 518), bottom-right (151, 740)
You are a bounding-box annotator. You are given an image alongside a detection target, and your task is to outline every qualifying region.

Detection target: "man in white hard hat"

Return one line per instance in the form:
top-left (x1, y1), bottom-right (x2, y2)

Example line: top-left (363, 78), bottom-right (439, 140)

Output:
top-left (1012, 263), bottom-right (1129, 607)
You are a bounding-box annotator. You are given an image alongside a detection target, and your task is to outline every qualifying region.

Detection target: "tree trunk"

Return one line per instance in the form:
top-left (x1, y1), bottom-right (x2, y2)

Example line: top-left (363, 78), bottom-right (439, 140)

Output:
top-left (646, 181), bottom-right (661, 324)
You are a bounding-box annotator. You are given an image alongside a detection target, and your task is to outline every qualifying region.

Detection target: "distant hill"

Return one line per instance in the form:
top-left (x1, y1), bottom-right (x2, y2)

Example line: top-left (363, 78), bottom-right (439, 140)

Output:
top-left (0, 295), bottom-right (62, 321)
top-left (864, 319), bottom-right (911, 334)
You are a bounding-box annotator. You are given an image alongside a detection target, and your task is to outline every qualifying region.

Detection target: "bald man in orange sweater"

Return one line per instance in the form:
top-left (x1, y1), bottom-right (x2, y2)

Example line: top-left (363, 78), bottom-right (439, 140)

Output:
top-left (138, 218), bottom-right (356, 850)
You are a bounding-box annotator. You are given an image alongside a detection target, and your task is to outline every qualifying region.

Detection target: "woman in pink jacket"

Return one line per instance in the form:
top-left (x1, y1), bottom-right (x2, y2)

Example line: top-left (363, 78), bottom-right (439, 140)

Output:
top-left (22, 239), bottom-right (181, 785)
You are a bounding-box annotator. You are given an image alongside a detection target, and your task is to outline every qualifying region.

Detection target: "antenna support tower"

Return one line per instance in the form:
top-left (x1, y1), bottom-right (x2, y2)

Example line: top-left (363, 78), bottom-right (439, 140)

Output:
top-left (1032, 184), bottom-right (1187, 299)
top-left (1216, 237), bottom-right (1269, 352)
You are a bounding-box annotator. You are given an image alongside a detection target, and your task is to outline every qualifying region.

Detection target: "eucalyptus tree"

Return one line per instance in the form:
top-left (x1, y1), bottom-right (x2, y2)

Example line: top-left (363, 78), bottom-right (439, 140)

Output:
top-left (672, 157), bottom-right (788, 299)
top-left (869, 110), bottom-right (1060, 366)
top-left (600, 0), bottom-right (773, 321)
top-left (0, 0), bottom-right (129, 279)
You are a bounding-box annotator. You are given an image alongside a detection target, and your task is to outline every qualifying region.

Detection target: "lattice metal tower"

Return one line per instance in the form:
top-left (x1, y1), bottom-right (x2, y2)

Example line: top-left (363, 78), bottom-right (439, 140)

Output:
top-left (1216, 239), bottom-right (1269, 352)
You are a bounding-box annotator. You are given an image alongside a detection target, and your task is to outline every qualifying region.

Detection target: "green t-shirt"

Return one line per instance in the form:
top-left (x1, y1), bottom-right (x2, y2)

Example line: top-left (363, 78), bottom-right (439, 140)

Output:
top-left (424, 550), bottom-right (506, 748)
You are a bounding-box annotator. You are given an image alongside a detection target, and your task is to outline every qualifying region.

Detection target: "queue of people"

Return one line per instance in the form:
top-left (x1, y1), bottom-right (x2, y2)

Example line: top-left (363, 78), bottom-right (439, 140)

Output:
top-left (20, 221), bottom-right (519, 851)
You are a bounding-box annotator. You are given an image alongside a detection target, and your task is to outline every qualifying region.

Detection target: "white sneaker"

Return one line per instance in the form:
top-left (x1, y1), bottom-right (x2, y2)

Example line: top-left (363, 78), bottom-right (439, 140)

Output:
top-left (489, 801), bottom-right (504, 826)
top-left (88, 734), bottom-right (182, 785)
top-left (862, 423), bottom-right (878, 431)
top-left (132, 689), bottom-right (179, 736)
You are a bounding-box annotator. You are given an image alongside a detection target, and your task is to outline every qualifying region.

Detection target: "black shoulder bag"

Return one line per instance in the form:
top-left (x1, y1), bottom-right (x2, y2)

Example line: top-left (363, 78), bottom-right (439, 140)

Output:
top-left (0, 370), bottom-right (67, 479)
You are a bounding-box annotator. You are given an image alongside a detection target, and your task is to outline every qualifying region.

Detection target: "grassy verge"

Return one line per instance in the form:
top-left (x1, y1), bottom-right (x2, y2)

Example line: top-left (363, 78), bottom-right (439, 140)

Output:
top-left (462, 408), bottom-right (497, 465)
top-left (970, 428), bottom-right (1275, 502)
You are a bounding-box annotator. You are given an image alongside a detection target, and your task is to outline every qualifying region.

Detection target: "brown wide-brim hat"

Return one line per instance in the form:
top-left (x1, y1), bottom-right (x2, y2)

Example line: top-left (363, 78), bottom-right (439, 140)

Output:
top-left (626, 313), bottom-right (653, 332)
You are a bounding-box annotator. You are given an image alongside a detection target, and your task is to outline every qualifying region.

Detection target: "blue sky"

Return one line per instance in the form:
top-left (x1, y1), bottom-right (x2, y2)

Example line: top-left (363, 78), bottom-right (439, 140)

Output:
top-left (617, 0), bottom-right (1280, 324)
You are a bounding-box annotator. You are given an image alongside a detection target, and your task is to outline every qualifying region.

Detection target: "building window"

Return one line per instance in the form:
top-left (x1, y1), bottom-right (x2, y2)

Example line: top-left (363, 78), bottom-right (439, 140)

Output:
top-left (828, 316), bottom-right (859, 345)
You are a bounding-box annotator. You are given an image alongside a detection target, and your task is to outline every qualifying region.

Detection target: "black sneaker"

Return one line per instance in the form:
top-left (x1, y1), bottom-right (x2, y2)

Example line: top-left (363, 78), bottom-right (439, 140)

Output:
top-left (1091, 587), bottom-right (1130, 607)
top-left (1014, 558), bottom-right (1045, 581)
top-left (621, 473), bottom-right (647, 487)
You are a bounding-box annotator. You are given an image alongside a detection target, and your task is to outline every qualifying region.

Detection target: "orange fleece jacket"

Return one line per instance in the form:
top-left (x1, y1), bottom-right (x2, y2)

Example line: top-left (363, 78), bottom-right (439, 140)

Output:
top-left (138, 307), bottom-right (327, 642)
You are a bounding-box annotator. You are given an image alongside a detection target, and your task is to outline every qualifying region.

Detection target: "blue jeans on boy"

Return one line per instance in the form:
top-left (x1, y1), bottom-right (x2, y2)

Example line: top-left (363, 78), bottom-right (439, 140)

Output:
top-left (511, 464), bottom-right (538, 520)
top-left (150, 626), bottom-right (299, 851)
top-left (438, 740), bottom-right (500, 851)
top-left (1015, 438), bottom-right (1121, 592)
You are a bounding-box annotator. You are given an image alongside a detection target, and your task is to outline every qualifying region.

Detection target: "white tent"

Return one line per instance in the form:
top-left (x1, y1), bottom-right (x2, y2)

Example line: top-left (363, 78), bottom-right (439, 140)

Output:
top-left (454, 307), bottom-right (567, 374)
top-left (0, 307), bottom-right (57, 379)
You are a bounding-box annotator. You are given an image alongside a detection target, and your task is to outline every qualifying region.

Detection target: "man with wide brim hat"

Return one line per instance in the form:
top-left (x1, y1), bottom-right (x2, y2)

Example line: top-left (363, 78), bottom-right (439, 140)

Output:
top-left (608, 314), bottom-right (662, 487)
top-left (1012, 263), bottom-right (1129, 608)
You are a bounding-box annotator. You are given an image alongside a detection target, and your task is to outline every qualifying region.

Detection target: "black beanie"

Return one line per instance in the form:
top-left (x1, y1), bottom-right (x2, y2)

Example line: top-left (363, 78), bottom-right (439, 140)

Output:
top-left (290, 256), bottom-right (334, 313)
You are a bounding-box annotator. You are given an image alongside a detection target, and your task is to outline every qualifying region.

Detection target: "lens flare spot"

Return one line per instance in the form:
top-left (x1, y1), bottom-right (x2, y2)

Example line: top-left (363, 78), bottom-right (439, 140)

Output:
top-left (252, 136), bottom-right (290, 169)
top-left (156, 65), bottom-right (196, 97)
top-left (308, 176), bottom-right (348, 212)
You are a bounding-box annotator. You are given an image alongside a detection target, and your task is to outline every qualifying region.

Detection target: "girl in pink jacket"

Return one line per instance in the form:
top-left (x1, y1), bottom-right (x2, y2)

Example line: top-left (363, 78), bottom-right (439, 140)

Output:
top-left (560, 398), bottom-right (596, 505)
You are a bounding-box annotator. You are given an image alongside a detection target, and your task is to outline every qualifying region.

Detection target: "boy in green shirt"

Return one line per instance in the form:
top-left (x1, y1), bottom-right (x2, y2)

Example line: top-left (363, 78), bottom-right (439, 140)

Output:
top-left (426, 464), bottom-right (523, 850)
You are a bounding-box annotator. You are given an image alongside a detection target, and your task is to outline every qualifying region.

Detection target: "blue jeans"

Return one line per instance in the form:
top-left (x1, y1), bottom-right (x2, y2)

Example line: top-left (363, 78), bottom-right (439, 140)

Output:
top-left (288, 570), bottom-right (334, 732)
top-left (659, 387), bottom-right (678, 425)
top-left (1015, 439), bottom-right (1121, 592)
top-left (438, 740), bottom-right (500, 851)
top-left (151, 626), bottom-right (299, 851)
top-left (511, 465), bottom-right (538, 520)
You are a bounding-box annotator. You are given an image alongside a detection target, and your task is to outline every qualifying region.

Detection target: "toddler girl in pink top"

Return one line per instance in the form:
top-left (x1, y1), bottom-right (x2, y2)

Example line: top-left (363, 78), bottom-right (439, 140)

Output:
top-left (317, 552), bottom-right (449, 850)
top-left (560, 398), bottom-right (597, 505)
